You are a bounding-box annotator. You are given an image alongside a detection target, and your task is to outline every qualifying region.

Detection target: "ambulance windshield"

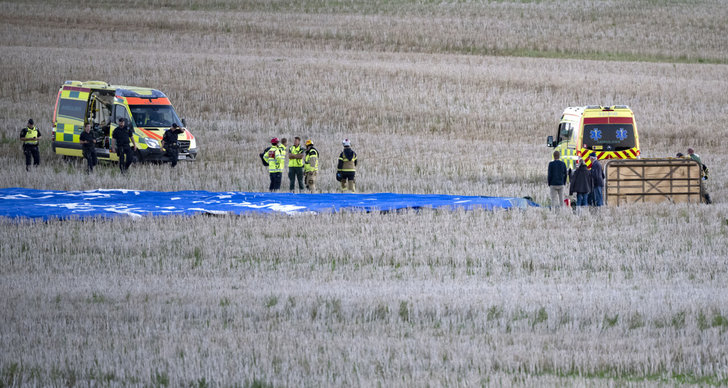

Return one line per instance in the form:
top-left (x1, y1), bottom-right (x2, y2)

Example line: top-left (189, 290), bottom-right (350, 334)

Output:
top-left (129, 105), bottom-right (182, 128)
top-left (582, 124), bottom-right (635, 151)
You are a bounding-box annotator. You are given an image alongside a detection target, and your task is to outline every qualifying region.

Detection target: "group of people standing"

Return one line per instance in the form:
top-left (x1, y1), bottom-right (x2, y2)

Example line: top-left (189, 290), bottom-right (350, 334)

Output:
top-left (19, 118), bottom-right (711, 203)
top-left (548, 147), bottom-right (712, 208)
top-left (261, 137), bottom-right (358, 193)
top-left (262, 137), bottom-right (319, 192)
top-left (18, 117), bottom-right (184, 174)
top-left (547, 150), bottom-right (605, 209)
top-left (108, 117), bottom-right (185, 172)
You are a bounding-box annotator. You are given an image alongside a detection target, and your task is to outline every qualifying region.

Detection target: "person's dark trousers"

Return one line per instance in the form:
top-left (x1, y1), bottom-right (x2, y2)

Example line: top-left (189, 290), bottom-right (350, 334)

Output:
top-left (118, 145), bottom-right (134, 172)
top-left (289, 166), bottom-right (304, 191)
top-left (576, 193), bottom-right (589, 206)
top-left (166, 146), bottom-right (179, 167)
top-left (269, 172), bottom-right (282, 191)
top-left (23, 145), bottom-right (40, 170)
top-left (83, 147), bottom-right (97, 172)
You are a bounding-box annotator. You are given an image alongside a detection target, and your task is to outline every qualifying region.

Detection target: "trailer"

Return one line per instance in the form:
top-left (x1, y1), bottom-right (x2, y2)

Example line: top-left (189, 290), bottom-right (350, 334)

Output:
top-left (604, 158), bottom-right (703, 205)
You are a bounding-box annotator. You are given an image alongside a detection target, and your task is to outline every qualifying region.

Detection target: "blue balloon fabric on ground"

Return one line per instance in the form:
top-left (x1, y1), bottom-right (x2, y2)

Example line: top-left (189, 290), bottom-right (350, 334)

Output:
top-left (0, 188), bottom-right (537, 220)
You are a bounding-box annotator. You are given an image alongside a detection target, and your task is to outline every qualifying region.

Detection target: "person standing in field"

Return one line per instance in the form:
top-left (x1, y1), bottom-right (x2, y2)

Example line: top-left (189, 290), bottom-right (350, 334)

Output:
top-left (288, 136), bottom-right (305, 192)
top-left (111, 118), bottom-right (137, 173)
top-left (304, 139), bottom-right (319, 192)
top-left (687, 148), bottom-right (712, 204)
top-left (277, 137), bottom-right (288, 180)
top-left (547, 150), bottom-right (568, 209)
top-left (266, 137), bottom-right (284, 192)
top-left (19, 119), bottom-right (41, 171)
top-left (569, 158), bottom-right (593, 208)
top-left (337, 139), bottom-right (357, 193)
top-left (79, 123), bottom-right (98, 173)
top-left (589, 153), bottom-right (605, 207)
top-left (162, 123), bottom-right (184, 168)
top-left (278, 138), bottom-right (288, 160)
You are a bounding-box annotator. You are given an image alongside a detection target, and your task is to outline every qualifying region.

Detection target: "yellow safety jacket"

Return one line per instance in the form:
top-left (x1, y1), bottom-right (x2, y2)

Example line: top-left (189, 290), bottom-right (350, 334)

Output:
top-left (338, 148), bottom-right (357, 172)
top-left (304, 148), bottom-right (319, 172)
top-left (289, 145), bottom-right (304, 168)
top-left (267, 146), bottom-right (284, 173)
top-left (22, 127), bottom-right (39, 145)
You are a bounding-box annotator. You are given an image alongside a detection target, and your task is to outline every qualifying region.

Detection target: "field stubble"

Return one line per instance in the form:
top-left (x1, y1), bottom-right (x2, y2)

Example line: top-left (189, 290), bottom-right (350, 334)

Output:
top-left (1, 0), bottom-right (728, 386)
top-left (2, 208), bottom-right (728, 386)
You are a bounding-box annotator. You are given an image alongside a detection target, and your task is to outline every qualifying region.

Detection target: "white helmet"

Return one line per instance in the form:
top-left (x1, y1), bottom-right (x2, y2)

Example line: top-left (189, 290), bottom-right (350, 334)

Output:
top-left (342, 139), bottom-right (351, 147)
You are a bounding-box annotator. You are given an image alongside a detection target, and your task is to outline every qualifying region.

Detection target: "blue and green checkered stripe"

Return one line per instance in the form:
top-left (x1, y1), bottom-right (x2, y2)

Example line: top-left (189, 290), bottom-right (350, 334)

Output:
top-left (55, 122), bottom-right (81, 143)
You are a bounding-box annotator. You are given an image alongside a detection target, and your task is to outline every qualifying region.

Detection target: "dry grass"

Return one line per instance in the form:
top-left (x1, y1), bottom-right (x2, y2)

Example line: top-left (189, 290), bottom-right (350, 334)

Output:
top-left (2, 207), bottom-right (728, 386)
top-left (1, 0), bottom-right (728, 386)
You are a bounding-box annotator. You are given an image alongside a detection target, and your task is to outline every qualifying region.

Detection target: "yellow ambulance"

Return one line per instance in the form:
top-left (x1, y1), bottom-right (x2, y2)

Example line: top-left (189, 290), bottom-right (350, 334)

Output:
top-left (52, 80), bottom-right (198, 162)
top-left (547, 105), bottom-right (640, 169)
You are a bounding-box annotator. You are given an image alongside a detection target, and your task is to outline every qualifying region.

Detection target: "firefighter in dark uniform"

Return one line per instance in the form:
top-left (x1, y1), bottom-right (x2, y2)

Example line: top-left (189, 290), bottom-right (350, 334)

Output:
top-left (111, 118), bottom-right (137, 173)
top-left (19, 119), bottom-right (41, 171)
top-left (79, 123), bottom-right (98, 173)
top-left (162, 123), bottom-right (184, 167)
top-left (337, 139), bottom-right (358, 192)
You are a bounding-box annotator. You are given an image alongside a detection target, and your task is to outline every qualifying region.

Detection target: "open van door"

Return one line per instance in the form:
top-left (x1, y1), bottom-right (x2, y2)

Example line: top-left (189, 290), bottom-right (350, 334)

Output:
top-left (52, 85), bottom-right (91, 156)
top-left (108, 103), bottom-right (133, 161)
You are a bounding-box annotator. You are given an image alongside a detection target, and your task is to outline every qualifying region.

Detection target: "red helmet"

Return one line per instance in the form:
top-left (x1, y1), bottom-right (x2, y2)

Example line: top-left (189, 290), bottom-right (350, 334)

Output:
top-left (271, 137), bottom-right (279, 144)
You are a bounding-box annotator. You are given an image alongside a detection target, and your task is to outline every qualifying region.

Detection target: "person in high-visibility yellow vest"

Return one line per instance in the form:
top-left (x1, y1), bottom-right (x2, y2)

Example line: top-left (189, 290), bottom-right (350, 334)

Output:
top-left (266, 138), bottom-right (284, 191)
top-left (337, 138), bottom-right (357, 193)
top-left (288, 136), bottom-right (305, 192)
top-left (277, 138), bottom-right (287, 159)
top-left (304, 139), bottom-right (319, 192)
top-left (19, 119), bottom-right (41, 171)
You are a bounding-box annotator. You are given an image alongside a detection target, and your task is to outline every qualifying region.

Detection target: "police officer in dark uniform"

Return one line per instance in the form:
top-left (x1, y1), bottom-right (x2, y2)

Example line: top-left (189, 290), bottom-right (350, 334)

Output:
top-left (162, 123), bottom-right (184, 167)
top-left (111, 118), bottom-right (137, 173)
top-left (19, 119), bottom-right (41, 171)
top-left (79, 123), bottom-right (98, 173)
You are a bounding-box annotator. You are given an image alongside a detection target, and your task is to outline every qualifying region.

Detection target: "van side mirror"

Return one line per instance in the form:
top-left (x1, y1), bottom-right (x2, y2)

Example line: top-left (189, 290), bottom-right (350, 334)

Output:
top-left (181, 118), bottom-right (187, 127)
top-left (546, 136), bottom-right (554, 147)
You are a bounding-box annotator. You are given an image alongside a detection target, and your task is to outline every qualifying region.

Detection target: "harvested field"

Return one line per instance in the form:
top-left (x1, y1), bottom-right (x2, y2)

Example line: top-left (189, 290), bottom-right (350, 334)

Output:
top-left (1, 0), bottom-right (727, 386)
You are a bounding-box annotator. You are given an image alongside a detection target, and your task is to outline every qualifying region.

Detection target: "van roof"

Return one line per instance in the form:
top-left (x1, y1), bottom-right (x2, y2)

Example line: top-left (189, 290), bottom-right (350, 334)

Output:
top-left (62, 80), bottom-right (167, 98)
top-left (584, 105), bottom-right (632, 112)
top-left (115, 87), bottom-right (167, 98)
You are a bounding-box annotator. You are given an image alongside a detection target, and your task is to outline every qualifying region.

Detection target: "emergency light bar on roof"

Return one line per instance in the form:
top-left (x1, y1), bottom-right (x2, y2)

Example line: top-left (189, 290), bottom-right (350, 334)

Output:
top-left (115, 88), bottom-right (167, 99)
top-left (585, 105), bottom-right (631, 111)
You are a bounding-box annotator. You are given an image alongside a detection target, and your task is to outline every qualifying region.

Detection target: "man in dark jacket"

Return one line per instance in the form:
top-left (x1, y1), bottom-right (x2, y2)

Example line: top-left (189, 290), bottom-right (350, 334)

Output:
top-left (111, 118), bottom-right (137, 173)
top-left (569, 158), bottom-right (593, 207)
top-left (547, 150), bottom-right (568, 209)
top-left (162, 123), bottom-right (184, 168)
top-left (588, 154), bottom-right (605, 206)
top-left (79, 123), bottom-right (98, 173)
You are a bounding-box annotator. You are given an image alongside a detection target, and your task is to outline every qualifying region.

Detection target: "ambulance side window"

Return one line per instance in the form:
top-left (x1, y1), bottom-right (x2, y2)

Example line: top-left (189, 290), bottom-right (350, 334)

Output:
top-left (559, 123), bottom-right (572, 141)
top-left (58, 99), bottom-right (87, 120)
top-left (113, 104), bottom-right (131, 125)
